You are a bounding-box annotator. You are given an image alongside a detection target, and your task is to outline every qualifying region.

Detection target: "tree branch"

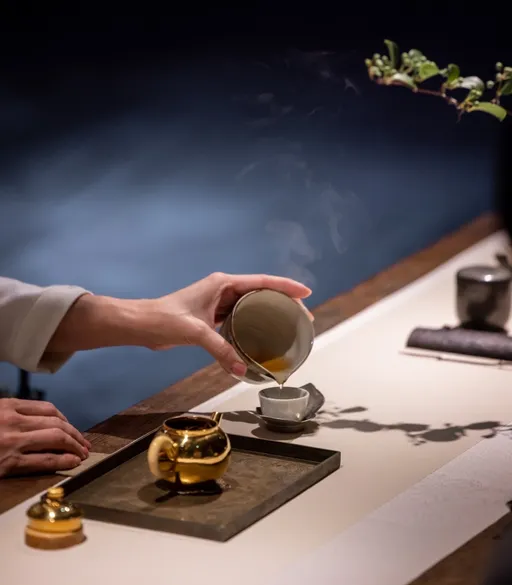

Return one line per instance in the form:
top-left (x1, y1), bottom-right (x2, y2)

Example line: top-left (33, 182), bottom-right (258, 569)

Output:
top-left (366, 41), bottom-right (512, 122)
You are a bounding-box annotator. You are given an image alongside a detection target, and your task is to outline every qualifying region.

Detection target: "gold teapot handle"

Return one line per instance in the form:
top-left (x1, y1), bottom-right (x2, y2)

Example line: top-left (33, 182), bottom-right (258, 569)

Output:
top-left (147, 434), bottom-right (179, 480)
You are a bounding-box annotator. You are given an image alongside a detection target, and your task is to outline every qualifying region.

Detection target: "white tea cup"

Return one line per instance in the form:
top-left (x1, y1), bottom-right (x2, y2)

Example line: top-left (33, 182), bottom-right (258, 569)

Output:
top-left (258, 386), bottom-right (310, 421)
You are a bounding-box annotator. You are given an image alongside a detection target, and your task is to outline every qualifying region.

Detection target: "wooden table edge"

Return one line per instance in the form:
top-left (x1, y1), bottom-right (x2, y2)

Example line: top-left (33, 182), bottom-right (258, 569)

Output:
top-left (0, 211), bottom-right (506, 585)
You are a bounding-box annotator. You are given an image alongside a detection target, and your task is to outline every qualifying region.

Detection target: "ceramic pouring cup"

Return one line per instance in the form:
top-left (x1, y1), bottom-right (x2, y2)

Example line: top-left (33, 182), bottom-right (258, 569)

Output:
top-left (219, 289), bottom-right (314, 384)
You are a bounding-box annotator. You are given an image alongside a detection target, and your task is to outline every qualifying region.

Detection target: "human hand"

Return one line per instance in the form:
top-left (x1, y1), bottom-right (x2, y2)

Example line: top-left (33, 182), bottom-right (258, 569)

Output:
top-left (0, 398), bottom-right (91, 478)
top-left (148, 272), bottom-right (313, 375)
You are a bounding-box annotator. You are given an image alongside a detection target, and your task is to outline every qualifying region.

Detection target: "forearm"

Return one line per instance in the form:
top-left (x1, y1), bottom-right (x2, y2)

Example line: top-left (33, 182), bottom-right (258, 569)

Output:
top-left (45, 294), bottom-right (161, 353)
top-left (0, 277), bottom-right (91, 372)
top-left (0, 276), bottom-right (166, 372)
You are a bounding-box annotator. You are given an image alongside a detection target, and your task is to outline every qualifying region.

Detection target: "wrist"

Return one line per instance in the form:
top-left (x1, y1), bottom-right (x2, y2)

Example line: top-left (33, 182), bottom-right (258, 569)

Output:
top-left (47, 294), bottom-right (162, 352)
top-left (85, 295), bottom-right (163, 349)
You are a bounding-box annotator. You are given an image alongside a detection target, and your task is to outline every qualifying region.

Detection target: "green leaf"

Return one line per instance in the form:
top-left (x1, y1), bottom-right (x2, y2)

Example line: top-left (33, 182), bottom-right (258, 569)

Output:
top-left (384, 39), bottom-right (399, 68)
top-left (417, 60), bottom-right (439, 81)
top-left (390, 72), bottom-right (416, 89)
top-left (500, 79), bottom-right (512, 96)
top-left (460, 76), bottom-right (484, 91)
top-left (445, 63), bottom-right (460, 86)
top-left (470, 102), bottom-right (508, 121)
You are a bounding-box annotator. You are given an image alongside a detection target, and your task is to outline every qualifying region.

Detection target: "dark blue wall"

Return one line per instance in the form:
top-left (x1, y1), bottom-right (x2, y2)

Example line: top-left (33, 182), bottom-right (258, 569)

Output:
top-left (0, 26), bottom-right (505, 429)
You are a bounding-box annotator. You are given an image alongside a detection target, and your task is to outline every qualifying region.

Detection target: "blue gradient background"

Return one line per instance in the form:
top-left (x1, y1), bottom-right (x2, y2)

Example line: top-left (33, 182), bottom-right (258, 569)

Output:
top-left (0, 45), bottom-right (502, 430)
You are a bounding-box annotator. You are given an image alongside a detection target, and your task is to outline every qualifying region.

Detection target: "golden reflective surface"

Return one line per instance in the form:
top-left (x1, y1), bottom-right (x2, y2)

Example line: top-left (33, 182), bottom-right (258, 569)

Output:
top-left (147, 413), bottom-right (231, 485)
top-left (26, 486), bottom-right (83, 534)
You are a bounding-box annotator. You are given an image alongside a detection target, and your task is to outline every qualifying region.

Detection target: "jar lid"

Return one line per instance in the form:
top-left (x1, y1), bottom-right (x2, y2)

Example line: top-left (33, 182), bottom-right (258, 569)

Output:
top-left (26, 487), bottom-right (83, 533)
top-left (457, 264), bottom-right (511, 283)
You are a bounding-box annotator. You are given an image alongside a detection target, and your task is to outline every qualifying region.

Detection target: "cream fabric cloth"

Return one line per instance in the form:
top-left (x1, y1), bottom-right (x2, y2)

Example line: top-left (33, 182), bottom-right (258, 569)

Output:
top-left (56, 452), bottom-right (108, 476)
top-left (0, 277), bottom-right (90, 373)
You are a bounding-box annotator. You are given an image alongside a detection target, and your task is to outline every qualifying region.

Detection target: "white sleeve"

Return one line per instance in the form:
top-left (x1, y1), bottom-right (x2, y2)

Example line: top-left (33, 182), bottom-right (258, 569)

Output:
top-left (0, 277), bottom-right (91, 373)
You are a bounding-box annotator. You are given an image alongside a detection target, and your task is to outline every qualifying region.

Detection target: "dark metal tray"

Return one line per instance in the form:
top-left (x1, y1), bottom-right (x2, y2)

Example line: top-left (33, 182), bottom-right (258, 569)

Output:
top-left (63, 425), bottom-right (341, 542)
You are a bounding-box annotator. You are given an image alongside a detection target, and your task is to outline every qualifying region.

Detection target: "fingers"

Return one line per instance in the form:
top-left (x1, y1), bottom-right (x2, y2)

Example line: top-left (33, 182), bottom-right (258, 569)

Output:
top-left (11, 453), bottom-right (81, 475)
top-left (17, 416), bottom-right (89, 451)
top-left (223, 273), bottom-right (314, 319)
top-left (294, 298), bottom-right (315, 321)
top-left (225, 274), bottom-right (312, 299)
top-left (13, 399), bottom-right (68, 422)
top-left (197, 327), bottom-right (247, 376)
top-left (19, 429), bottom-right (88, 460)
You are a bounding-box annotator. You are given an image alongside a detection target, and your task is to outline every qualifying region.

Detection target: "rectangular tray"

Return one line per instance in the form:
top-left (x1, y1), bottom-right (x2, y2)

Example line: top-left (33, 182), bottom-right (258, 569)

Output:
top-left (64, 428), bottom-right (341, 542)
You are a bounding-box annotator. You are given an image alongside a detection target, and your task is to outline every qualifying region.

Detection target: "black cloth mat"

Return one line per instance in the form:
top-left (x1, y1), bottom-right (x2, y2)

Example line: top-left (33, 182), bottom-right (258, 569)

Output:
top-left (406, 327), bottom-right (512, 362)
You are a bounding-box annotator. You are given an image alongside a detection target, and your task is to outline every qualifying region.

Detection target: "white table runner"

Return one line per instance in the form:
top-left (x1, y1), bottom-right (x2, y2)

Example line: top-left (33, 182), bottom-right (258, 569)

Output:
top-left (2, 231), bottom-right (512, 585)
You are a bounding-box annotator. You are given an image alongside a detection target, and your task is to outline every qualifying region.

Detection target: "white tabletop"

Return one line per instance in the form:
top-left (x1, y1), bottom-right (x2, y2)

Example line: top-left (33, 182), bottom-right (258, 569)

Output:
top-left (3, 231), bottom-right (512, 585)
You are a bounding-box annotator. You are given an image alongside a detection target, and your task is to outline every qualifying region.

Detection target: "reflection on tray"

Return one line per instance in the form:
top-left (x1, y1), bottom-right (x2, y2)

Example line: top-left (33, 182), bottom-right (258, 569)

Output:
top-left (151, 478), bottom-right (229, 500)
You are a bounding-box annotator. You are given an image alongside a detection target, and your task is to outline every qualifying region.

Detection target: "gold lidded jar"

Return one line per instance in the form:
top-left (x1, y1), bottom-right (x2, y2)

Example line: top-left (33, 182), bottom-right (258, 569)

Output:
top-left (25, 486), bottom-right (85, 549)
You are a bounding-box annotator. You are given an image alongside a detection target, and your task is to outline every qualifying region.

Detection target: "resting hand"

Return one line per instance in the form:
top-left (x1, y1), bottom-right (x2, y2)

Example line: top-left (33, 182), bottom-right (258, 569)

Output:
top-left (0, 398), bottom-right (90, 478)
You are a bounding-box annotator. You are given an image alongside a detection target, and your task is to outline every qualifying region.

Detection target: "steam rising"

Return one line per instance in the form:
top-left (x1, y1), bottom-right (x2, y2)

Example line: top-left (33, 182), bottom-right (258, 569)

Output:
top-left (265, 220), bottom-right (318, 288)
top-left (321, 187), bottom-right (372, 255)
top-left (236, 147), bottom-right (372, 286)
top-left (233, 49), bottom-right (372, 288)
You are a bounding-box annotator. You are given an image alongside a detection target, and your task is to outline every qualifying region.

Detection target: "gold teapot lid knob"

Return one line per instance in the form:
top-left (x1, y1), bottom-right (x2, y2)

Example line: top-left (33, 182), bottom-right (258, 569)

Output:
top-left (26, 486), bottom-right (83, 534)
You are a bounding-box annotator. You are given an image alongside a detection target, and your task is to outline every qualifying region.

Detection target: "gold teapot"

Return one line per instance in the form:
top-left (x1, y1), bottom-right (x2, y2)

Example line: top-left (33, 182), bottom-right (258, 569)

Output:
top-left (147, 412), bottom-right (231, 485)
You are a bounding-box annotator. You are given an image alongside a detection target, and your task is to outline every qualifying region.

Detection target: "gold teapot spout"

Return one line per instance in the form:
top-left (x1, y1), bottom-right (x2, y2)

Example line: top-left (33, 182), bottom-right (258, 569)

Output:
top-left (211, 411), bottom-right (223, 424)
